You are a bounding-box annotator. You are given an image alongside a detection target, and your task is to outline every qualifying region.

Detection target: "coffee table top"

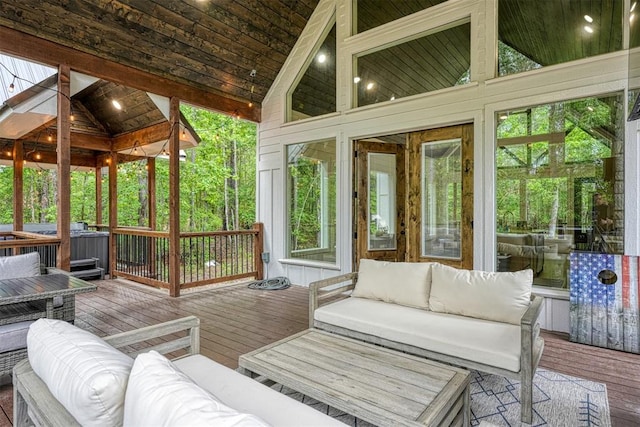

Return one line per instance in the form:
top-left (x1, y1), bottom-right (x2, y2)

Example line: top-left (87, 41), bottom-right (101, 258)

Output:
top-left (239, 329), bottom-right (470, 427)
top-left (0, 274), bottom-right (97, 305)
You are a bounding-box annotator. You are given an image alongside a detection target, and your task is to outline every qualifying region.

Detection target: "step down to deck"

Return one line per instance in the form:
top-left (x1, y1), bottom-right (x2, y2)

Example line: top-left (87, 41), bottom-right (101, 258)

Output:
top-left (69, 258), bottom-right (104, 280)
top-left (70, 268), bottom-right (105, 280)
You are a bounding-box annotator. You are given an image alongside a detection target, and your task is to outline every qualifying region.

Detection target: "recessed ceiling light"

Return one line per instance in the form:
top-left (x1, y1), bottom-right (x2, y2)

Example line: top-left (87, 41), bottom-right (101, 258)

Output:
top-left (390, 95), bottom-right (395, 101)
top-left (584, 15), bottom-right (593, 23)
top-left (317, 53), bottom-right (327, 64)
top-left (112, 99), bottom-right (122, 110)
top-left (584, 25), bottom-right (594, 33)
top-left (632, 2), bottom-right (637, 12)
top-left (366, 82), bottom-right (374, 90)
top-left (353, 76), bottom-right (361, 84)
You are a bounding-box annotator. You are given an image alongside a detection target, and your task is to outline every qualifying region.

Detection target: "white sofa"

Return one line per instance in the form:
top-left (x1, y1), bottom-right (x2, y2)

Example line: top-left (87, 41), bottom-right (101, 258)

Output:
top-left (310, 260), bottom-right (544, 424)
top-left (13, 316), bottom-right (344, 427)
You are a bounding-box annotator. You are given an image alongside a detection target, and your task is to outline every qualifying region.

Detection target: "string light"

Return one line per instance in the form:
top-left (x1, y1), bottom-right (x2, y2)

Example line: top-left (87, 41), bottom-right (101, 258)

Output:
top-left (7, 75), bottom-right (16, 93)
top-left (248, 69), bottom-right (256, 108)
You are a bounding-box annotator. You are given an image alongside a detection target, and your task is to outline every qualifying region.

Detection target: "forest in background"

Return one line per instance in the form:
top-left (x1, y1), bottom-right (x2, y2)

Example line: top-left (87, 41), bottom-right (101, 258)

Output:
top-left (0, 105), bottom-right (257, 232)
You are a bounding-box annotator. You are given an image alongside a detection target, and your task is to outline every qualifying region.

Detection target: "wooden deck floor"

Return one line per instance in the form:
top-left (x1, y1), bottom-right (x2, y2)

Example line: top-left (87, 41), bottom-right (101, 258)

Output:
top-left (1, 278), bottom-right (639, 426)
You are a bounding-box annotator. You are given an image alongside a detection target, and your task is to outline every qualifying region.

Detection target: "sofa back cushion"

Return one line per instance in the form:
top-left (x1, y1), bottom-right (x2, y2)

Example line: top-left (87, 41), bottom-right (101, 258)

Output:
top-left (351, 259), bottom-right (433, 309)
top-left (429, 263), bottom-right (532, 324)
top-left (27, 318), bottom-right (133, 426)
top-left (0, 252), bottom-right (41, 280)
top-left (124, 350), bottom-right (270, 427)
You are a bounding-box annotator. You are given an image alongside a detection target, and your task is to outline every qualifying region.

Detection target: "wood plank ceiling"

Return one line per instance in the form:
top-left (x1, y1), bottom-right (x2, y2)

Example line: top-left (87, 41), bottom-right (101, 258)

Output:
top-left (0, 0), bottom-right (320, 120)
top-left (0, 0), bottom-right (625, 124)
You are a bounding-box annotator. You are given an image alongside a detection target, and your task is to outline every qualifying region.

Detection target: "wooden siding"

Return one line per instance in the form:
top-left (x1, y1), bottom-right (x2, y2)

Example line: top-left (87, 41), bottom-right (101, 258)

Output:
top-left (0, 278), bottom-right (639, 426)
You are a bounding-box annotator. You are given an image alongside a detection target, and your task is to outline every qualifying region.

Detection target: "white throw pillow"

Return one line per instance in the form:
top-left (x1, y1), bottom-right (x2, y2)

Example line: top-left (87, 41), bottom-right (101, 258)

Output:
top-left (429, 263), bottom-right (532, 324)
top-left (124, 351), bottom-right (271, 427)
top-left (27, 318), bottom-right (133, 426)
top-left (0, 252), bottom-right (41, 280)
top-left (351, 259), bottom-right (433, 309)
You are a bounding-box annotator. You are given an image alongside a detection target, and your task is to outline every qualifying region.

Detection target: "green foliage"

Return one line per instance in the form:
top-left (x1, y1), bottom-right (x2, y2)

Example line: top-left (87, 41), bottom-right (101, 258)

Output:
top-left (0, 107), bottom-right (257, 232)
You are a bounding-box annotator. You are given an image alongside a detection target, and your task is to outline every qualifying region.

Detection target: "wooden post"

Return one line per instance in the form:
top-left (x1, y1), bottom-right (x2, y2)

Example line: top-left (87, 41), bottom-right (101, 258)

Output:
top-left (12, 141), bottom-right (24, 256)
top-left (56, 65), bottom-right (71, 271)
top-left (148, 157), bottom-right (157, 279)
top-left (168, 98), bottom-right (180, 297)
top-left (95, 166), bottom-right (102, 226)
top-left (108, 153), bottom-right (118, 278)
top-left (253, 222), bottom-right (264, 280)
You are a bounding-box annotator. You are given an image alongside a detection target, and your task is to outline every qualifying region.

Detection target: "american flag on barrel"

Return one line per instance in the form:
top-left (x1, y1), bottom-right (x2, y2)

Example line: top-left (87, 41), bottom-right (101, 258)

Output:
top-left (569, 252), bottom-right (640, 353)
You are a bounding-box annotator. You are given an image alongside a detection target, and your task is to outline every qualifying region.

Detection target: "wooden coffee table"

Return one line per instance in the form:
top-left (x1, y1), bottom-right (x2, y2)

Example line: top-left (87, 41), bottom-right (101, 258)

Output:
top-left (238, 329), bottom-right (470, 426)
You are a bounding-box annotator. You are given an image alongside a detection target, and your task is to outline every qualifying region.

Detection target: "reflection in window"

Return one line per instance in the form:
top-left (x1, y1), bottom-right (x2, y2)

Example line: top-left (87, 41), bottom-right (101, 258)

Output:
top-left (354, 0), bottom-right (447, 34)
top-left (288, 23), bottom-right (336, 122)
top-left (498, 0), bottom-right (622, 76)
top-left (422, 139), bottom-right (461, 259)
top-left (354, 21), bottom-right (470, 108)
top-left (368, 153), bottom-right (396, 251)
top-left (287, 140), bottom-right (336, 263)
top-left (496, 93), bottom-right (624, 291)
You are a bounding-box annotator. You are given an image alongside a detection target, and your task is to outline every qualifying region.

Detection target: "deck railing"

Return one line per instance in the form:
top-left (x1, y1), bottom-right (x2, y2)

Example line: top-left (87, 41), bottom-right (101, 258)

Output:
top-left (0, 231), bottom-right (61, 266)
top-left (112, 223), bottom-right (264, 291)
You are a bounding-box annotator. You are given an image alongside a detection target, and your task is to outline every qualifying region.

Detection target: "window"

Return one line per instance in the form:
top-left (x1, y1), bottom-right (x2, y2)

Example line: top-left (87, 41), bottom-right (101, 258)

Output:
top-left (496, 93), bottom-right (624, 290)
top-left (287, 139), bottom-right (337, 263)
top-left (498, 0), bottom-right (623, 76)
top-left (288, 23), bottom-right (336, 122)
top-left (354, 21), bottom-right (470, 108)
top-left (353, 0), bottom-right (448, 34)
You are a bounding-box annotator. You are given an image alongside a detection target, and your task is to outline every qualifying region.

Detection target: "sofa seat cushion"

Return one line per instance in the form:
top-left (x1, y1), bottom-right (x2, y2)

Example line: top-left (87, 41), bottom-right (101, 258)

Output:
top-left (0, 321), bottom-right (34, 353)
top-left (27, 318), bottom-right (133, 426)
top-left (0, 252), bottom-right (41, 280)
top-left (314, 297), bottom-right (522, 372)
top-left (351, 259), bottom-right (433, 309)
top-left (174, 355), bottom-right (345, 427)
top-left (125, 351), bottom-right (270, 427)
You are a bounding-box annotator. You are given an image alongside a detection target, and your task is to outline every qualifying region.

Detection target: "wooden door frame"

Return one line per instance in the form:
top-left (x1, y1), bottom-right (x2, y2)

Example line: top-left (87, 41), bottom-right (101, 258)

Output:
top-left (406, 124), bottom-right (474, 269)
top-left (353, 141), bottom-right (406, 266)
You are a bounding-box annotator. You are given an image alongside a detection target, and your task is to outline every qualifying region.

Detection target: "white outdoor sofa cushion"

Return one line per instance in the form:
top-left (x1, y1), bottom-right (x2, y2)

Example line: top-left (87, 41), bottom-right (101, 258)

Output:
top-left (314, 296), bottom-right (522, 372)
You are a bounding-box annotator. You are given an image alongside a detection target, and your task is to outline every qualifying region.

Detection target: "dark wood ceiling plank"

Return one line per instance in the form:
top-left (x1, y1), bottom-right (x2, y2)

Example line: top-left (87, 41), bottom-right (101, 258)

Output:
top-left (0, 26), bottom-right (259, 121)
top-left (73, 100), bottom-right (108, 134)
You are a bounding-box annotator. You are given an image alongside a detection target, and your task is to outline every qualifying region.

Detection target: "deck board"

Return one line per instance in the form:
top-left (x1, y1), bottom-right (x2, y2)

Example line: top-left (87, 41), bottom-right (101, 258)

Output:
top-left (0, 278), bottom-right (639, 426)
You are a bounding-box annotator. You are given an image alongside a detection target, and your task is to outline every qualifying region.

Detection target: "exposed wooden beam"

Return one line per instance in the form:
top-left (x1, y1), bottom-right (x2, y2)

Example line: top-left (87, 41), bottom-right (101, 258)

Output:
top-left (112, 122), bottom-right (170, 152)
top-left (56, 65), bottom-right (71, 271)
top-left (0, 26), bottom-right (260, 122)
top-left (96, 166), bottom-right (103, 226)
top-left (108, 152), bottom-right (118, 278)
top-left (20, 126), bottom-right (112, 151)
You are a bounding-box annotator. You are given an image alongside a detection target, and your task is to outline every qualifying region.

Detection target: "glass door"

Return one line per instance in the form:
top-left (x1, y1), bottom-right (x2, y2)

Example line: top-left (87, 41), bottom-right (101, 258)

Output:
top-left (354, 141), bottom-right (405, 264)
top-left (407, 124), bottom-right (474, 269)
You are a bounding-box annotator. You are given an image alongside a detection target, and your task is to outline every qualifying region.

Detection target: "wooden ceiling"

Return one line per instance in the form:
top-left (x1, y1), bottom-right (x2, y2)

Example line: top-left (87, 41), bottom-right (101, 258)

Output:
top-left (0, 0), bottom-right (320, 121)
top-left (0, 0), bottom-right (625, 124)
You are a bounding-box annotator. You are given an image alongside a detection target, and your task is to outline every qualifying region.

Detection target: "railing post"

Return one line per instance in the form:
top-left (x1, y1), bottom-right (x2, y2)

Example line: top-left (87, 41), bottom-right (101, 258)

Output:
top-left (253, 223), bottom-right (264, 280)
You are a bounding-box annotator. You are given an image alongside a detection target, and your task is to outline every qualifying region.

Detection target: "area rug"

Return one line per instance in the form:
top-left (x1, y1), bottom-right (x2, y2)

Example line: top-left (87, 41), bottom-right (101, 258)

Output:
top-left (274, 368), bottom-right (610, 426)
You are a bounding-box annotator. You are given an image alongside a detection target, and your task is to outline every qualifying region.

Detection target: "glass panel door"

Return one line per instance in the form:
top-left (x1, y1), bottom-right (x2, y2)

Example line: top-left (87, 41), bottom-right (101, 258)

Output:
top-left (421, 139), bottom-right (461, 259)
top-left (368, 153), bottom-right (397, 251)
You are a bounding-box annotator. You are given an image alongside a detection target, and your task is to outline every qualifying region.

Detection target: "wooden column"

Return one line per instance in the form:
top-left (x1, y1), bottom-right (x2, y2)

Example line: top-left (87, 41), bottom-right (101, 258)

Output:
top-left (108, 153), bottom-right (118, 278)
top-left (147, 157), bottom-right (157, 278)
top-left (168, 98), bottom-right (180, 297)
top-left (12, 141), bottom-right (24, 256)
top-left (13, 141), bottom-right (24, 232)
top-left (148, 158), bottom-right (156, 230)
top-left (56, 65), bottom-right (71, 271)
top-left (95, 166), bottom-right (102, 226)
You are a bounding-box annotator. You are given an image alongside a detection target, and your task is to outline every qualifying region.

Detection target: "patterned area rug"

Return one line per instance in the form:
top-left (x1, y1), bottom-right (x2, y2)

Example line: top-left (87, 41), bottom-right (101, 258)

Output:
top-left (274, 368), bottom-right (610, 427)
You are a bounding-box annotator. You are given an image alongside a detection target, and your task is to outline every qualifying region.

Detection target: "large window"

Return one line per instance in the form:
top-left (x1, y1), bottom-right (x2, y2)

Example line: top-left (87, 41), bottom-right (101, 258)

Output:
top-left (354, 20), bottom-right (470, 108)
top-left (353, 0), bottom-right (448, 34)
top-left (498, 0), bottom-right (623, 76)
top-left (496, 93), bottom-right (624, 290)
top-left (287, 140), bottom-right (337, 263)
top-left (288, 23), bottom-right (336, 122)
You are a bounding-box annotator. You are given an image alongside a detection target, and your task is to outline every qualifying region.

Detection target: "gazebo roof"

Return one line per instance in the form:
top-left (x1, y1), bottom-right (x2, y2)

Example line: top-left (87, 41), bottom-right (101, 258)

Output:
top-left (0, 61), bottom-right (199, 170)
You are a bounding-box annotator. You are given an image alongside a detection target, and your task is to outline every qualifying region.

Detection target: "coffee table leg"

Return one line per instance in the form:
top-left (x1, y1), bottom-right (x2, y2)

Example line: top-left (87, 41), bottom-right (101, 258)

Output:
top-left (463, 386), bottom-right (470, 426)
top-left (237, 367), bottom-right (252, 377)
